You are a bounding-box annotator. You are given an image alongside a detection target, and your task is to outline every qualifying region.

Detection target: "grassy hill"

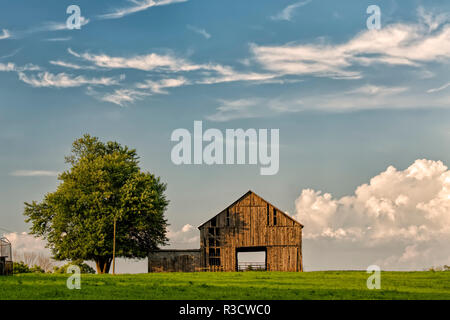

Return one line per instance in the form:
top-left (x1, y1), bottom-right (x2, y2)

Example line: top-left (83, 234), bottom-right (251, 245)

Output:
top-left (0, 271), bottom-right (449, 300)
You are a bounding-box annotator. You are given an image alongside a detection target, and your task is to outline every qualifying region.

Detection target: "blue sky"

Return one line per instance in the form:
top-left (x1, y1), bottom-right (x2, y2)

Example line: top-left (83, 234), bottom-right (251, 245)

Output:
top-left (1, 0), bottom-right (450, 271)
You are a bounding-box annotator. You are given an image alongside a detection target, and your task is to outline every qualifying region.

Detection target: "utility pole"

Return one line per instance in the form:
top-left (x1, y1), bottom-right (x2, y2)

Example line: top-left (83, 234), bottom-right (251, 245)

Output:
top-left (112, 215), bottom-right (116, 275)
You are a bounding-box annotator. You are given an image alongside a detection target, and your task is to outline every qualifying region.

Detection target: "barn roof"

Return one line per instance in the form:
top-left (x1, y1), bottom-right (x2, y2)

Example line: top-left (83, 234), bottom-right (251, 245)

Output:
top-left (198, 190), bottom-right (304, 229)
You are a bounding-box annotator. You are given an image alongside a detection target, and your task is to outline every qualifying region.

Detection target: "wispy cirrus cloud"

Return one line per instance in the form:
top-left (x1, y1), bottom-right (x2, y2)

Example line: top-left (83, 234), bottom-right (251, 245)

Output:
top-left (44, 37), bottom-right (72, 42)
top-left (0, 62), bottom-right (40, 72)
top-left (271, 0), bottom-right (312, 21)
top-left (136, 77), bottom-right (189, 94)
top-left (98, 77), bottom-right (188, 106)
top-left (187, 25), bottom-right (211, 39)
top-left (50, 60), bottom-right (98, 70)
top-left (0, 29), bottom-right (11, 40)
top-left (100, 88), bottom-right (150, 106)
top-left (10, 170), bottom-right (59, 177)
top-left (41, 17), bottom-right (90, 31)
top-left (68, 48), bottom-right (203, 72)
top-left (255, 8), bottom-right (450, 79)
top-left (98, 0), bottom-right (188, 20)
top-left (427, 82), bottom-right (450, 93)
top-left (205, 83), bottom-right (450, 122)
top-left (18, 71), bottom-right (121, 88)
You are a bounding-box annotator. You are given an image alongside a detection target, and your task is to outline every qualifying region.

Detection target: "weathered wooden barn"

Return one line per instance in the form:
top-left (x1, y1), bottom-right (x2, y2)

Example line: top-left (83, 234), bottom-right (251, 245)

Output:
top-left (148, 191), bottom-right (303, 272)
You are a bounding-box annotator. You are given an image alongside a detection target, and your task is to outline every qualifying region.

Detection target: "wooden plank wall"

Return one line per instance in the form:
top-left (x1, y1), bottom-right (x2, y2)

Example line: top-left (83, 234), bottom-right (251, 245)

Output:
top-left (148, 250), bottom-right (201, 272)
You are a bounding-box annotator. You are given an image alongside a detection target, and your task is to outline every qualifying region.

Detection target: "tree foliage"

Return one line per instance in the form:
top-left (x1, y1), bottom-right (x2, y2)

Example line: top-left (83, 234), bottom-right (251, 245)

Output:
top-left (53, 261), bottom-right (96, 274)
top-left (24, 134), bottom-right (169, 273)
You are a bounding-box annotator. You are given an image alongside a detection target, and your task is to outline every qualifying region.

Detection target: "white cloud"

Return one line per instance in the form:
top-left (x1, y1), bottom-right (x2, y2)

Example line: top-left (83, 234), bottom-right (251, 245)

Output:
top-left (68, 48), bottom-right (277, 85)
top-left (187, 25), bottom-right (211, 39)
top-left (346, 85), bottom-right (408, 96)
top-left (44, 37), bottom-right (72, 42)
top-left (39, 17), bottom-right (90, 32)
top-left (3, 232), bottom-right (50, 256)
top-left (197, 65), bottom-right (277, 85)
top-left (10, 170), bottom-right (59, 177)
top-left (0, 62), bottom-right (40, 73)
top-left (18, 71), bottom-right (121, 88)
top-left (427, 82), bottom-right (450, 93)
top-left (254, 8), bottom-right (450, 79)
top-left (136, 77), bottom-right (189, 94)
top-left (99, 0), bottom-right (188, 20)
top-left (205, 81), bottom-right (450, 121)
top-left (271, 0), bottom-right (312, 21)
top-left (50, 60), bottom-right (98, 70)
top-left (205, 98), bottom-right (275, 122)
top-left (165, 224), bottom-right (199, 249)
top-left (0, 29), bottom-right (10, 40)
top-left (294, 159), bottom-right (450, 270)
top-left (68, 48), bottom-right (204, 72)
top-left (101, 88), bottom-right (150, 106)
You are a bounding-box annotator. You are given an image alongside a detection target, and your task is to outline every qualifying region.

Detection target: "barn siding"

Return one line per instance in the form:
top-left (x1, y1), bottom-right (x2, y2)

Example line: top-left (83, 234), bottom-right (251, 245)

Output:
top-left (148, 250), bottom-right (200, 272)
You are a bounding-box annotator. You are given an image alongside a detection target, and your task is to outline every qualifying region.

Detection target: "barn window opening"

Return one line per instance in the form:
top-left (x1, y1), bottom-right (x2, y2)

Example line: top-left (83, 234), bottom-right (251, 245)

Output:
top-left (226, 210), bottom-right (230, 226)
top-left (209, 257), bottom-right (220, 266)
top-left (237, 250), bottom-right (266, 271)
top-left (209, 237), bottom-right (215, 246)
top-left (267, 204), bottom-right (270, 225)
top-left (209, 247), bottom-right (221, 266)
top-left (211, 217), bottom-right (216, 227)
top-left (208, 227), bottom-right (215, 236)
top-left (273, 208), bottom-right (277, 226)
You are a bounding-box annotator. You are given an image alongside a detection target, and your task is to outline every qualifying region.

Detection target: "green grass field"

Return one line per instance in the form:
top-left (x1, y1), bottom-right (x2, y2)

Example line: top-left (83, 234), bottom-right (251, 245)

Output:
top-left (0, 271), bottom-right (449, 300)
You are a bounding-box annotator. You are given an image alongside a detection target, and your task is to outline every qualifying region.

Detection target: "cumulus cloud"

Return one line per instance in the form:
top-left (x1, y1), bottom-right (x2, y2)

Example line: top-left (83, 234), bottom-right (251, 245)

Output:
top-left (294, 159), bottom-right (450, 270)
top-left (271, 0), bottom-right (312, 21)
top-left (165, 224), bottom-right (199, 248)
top-left (3, 232), bottom-right (50, 256)
top-left (253, 8), bottom-right (450, 79)
top-left (98, 0), bottom-right (188, 20)
top-left (18, 71), bottom-right (121, 88)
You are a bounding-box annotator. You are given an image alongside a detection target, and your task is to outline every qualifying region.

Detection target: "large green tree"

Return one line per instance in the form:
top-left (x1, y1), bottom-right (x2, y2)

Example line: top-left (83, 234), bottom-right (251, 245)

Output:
top-left (24, 135), bottom-right (169, 274)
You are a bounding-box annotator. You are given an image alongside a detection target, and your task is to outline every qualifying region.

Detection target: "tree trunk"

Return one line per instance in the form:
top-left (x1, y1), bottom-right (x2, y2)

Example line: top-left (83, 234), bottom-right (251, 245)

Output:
top-left (95, 257), bottom-right (112, 274)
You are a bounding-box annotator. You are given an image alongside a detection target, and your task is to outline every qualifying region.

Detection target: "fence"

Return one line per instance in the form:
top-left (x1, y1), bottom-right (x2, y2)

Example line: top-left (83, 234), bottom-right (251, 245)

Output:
top-left (237, 262), bottom-right (266, 271)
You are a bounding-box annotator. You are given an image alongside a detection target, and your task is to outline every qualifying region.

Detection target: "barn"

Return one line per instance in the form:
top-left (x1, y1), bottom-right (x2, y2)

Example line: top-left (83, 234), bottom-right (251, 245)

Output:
top-left (148, 191), bottom-right (303, 272)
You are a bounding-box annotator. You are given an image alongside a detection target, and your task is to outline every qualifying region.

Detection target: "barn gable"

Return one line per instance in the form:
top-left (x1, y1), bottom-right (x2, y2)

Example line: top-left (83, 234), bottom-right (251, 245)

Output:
top-left (198, 190), bottom-right (303, 229)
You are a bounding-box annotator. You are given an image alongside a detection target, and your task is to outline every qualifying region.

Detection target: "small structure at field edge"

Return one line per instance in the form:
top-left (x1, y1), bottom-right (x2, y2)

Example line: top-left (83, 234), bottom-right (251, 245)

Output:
top-left (0, 237), bottom-right (13, 275)
top-left (148, 191), bottom-right (303, 272)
